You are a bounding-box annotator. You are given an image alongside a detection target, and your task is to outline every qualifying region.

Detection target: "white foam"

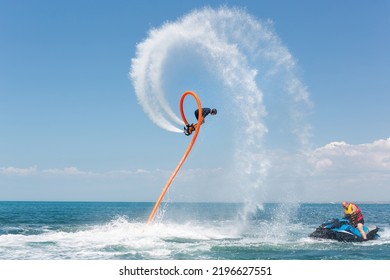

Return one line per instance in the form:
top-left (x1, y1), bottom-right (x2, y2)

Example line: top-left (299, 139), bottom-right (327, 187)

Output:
top-left (1, 218), bottom-right (387, 259)
top-left (0, 217), bottom-right (239, 259)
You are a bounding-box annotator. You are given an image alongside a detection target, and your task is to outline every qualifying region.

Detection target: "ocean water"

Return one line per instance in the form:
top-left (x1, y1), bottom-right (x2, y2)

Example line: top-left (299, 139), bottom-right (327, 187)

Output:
top-left (0, 201), bottom-right (389, 260)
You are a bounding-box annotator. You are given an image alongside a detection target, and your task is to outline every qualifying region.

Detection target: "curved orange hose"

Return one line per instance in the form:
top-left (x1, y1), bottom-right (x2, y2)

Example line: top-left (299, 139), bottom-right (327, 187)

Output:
top-left (147, 91), bottom-right (202, 223)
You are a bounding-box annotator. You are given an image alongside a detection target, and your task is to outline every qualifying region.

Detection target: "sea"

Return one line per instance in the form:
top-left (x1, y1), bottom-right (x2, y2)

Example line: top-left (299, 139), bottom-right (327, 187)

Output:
top-left (0, 201), bottom-right (389, 260)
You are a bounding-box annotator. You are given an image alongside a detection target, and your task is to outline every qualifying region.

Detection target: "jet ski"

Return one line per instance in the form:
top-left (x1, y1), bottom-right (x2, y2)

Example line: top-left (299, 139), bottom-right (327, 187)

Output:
top-left (309, 218), bottom-right (380, 242)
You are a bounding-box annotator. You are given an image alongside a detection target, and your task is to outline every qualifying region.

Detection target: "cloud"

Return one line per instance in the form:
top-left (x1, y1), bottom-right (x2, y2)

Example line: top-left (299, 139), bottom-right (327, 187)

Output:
top-left (258, 138), bottom-right (390, 202)
top-left (2, 138), bottom-right (389, 202)
top-left (106, 168), bottom-right (151, 176)
top-left (297, 138), bottom-right (390, 202)
top-left (309, 138), bottom-right (390, 173)
top-left (42, 167), bottom-right (99, 176)
top-left (0, 166), bottom-right (37, 176)
top-left (42, 167), bottom-right (156, 178)
top-left (0, 166), bottom-right (154, 178)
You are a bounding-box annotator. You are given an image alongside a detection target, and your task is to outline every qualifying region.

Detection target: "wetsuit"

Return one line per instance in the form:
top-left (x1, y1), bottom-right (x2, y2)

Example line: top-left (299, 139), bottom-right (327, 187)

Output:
top-left (184, 108), bottom-right (214, 136)
top-left (194, 108), bottom-right (212, 121)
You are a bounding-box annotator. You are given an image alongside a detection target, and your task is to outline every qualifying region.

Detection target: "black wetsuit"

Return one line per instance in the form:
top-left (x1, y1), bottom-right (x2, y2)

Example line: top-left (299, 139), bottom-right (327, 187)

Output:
top-left (194, 108), bottom-right (211, 121)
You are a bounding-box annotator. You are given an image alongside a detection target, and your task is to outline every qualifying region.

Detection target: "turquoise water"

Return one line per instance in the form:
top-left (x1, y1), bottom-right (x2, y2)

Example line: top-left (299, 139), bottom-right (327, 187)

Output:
top-left (0, 202), bottom-right (389, 260)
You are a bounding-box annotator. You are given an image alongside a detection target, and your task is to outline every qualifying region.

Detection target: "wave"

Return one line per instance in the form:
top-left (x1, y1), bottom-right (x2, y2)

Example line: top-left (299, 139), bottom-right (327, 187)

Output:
top-left (0, 216), bottom-right (237, 260)
top-left (2, 216), bottom-right (388, 260)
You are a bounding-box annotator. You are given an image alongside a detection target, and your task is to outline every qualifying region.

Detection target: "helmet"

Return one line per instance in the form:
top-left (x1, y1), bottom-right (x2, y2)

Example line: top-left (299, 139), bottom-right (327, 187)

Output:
top-left (211, 108), bottom-right (217, 115)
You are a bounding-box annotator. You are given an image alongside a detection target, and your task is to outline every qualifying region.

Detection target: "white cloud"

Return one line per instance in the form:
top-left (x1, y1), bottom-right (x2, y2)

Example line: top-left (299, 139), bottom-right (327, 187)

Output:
top-left (309, 138), bottom-right (390, 172)
top-left (0, 166), bottom-right (37, 176)
top-left (2, 139), bottom-right (389, 202)
top-left (256, 138), bottom-right (390, 202)
top-left (298, 138), bottom-right (390, 202)
top-left (106, 168), bottom-right (151, 176)
top-left (1, 166), bottom-right (154, 178)
top-left (42, 167), bottom-right (98, 176)
top-left (42, 167), bottom-right (157, 178)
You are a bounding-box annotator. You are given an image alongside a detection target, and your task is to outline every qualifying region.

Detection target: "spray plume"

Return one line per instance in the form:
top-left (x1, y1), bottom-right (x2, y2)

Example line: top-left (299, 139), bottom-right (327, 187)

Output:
top-left (130, 6), bottom-right (312, 217)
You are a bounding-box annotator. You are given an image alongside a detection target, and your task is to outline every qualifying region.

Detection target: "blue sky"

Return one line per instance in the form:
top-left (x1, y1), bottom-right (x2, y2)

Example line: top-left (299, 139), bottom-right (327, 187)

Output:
top-left (1, 0), bottom-right (389, 203)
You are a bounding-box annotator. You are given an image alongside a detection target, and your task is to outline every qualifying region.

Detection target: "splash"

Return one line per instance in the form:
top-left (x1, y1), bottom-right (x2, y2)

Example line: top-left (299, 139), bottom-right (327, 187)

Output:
top-left (130, 7), bottom-right (312, 218)
top-left (0, 217), bottom-right (238, 259)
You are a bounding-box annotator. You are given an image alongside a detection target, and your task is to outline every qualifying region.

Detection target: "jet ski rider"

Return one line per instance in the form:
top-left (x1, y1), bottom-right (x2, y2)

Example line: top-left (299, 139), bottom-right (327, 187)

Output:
top-left (342, 201), bottom-right (367, 240)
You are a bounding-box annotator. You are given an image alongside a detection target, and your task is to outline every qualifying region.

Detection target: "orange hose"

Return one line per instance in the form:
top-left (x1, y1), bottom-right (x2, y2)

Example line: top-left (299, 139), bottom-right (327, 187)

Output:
top-left (147, 91), bottom-right (202, 223)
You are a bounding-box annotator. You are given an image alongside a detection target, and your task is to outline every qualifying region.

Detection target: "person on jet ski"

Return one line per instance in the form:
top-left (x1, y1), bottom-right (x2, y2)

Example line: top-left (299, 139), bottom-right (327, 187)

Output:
top-left (342, 201), bottom-right (367, 240)
top-left (184, 108), bottom-right (217, 136)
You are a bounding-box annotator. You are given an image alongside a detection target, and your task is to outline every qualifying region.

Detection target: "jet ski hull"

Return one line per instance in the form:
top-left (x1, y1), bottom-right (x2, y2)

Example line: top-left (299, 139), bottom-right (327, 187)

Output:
top-left (309, 218), bottom-right (380, 242)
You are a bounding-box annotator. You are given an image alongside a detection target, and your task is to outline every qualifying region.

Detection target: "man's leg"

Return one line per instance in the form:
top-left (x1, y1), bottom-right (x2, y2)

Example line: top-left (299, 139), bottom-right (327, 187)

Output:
top-left (357, 223), bottom-right (367, 240)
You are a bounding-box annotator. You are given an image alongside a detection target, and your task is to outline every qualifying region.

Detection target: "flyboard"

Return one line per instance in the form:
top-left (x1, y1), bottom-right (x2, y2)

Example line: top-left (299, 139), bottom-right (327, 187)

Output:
top-left (147, 91), bottom-right (203, 223)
